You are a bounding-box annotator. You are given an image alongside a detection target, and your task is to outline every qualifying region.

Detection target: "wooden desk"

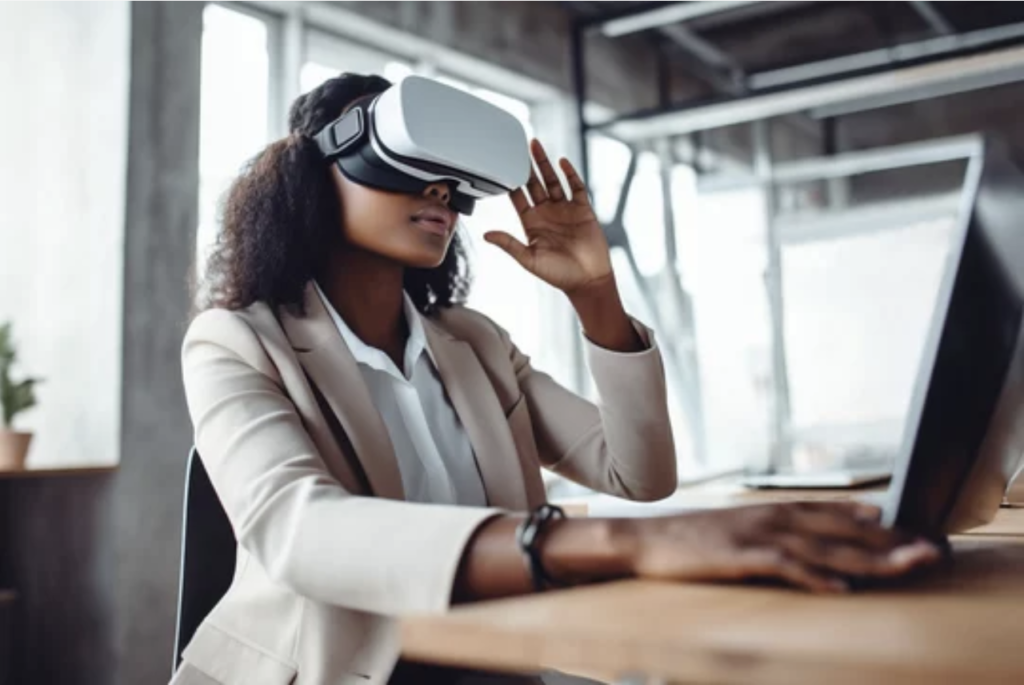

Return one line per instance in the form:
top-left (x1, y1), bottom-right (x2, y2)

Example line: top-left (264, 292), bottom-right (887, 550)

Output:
top-left (401, 505), bottom-right (1024, 684)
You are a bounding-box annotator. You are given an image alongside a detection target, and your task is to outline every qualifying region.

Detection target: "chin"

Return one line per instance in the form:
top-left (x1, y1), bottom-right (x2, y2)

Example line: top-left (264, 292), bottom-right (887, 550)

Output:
top-left (406, 253), bottom-right (448, 270)
top-left (393, 244), bottom-right (450, 270)
top-left (375, 230), bottom-right (452, 270)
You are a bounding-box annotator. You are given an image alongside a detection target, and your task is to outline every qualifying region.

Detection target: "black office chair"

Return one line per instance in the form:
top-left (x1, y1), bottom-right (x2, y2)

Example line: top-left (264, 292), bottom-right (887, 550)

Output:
top-left (173, 448), bottom-right (237, 672)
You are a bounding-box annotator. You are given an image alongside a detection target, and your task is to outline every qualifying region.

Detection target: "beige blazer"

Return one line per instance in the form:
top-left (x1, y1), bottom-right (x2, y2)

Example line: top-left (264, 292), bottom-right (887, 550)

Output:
top-left (172, 282), bottom-right (676, 685)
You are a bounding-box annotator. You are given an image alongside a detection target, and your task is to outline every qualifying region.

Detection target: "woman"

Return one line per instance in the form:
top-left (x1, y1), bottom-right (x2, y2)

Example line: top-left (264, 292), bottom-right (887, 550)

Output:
top-left (176, 73), bottom-right (939, 685)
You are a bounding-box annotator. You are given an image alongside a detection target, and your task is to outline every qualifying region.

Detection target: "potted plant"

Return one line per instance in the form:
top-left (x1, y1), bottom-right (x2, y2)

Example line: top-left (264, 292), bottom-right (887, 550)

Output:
top-left (0, 322), bottom-right (41, 471)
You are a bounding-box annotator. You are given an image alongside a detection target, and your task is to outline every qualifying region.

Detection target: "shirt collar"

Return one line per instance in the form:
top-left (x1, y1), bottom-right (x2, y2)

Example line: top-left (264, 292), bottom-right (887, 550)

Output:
top-left (314, 281), bottom-right (432, 381)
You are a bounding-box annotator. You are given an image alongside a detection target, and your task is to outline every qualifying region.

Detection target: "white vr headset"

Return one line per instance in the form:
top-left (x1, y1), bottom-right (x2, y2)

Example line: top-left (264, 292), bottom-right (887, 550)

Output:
top-left (314, 76), bottom-right (532, 215)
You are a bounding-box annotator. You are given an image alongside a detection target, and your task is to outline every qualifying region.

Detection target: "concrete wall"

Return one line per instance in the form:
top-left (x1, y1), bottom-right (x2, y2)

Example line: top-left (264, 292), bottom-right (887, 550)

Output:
top-left (0, 2), bottom-right (130, 468)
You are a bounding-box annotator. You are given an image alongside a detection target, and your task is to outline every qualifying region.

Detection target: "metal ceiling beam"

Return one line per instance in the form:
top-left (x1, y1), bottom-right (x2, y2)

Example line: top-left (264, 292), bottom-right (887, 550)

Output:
top-left (772, 134), bottom-right (980, 185)
top-left (687, 1), bottom-right (810, 31)
top-left (660, 34), bottom-right (747, 97)
top-left (809, 63), bottom-right (1024, 119)
top-left (585, 1), bottom-right (755, 98)
top-left (568, 2), bottom-right (750, 99)
top-left (660, 23), bottom-right (745, 86)
top-left (698, 134), bottom-right (982, 192)
top-left (910, 1), bottom-right (954, 36)
top-left (598, 44), bottom-right (1024, 140)
top-left (599, 1), bottom-right (760, 38)
top-left (655, 16), bottom-right (823, 150)
top-left (568, 2), bottom-right (742, 112)
top-left (748, 21), bottom-right (1024, 90)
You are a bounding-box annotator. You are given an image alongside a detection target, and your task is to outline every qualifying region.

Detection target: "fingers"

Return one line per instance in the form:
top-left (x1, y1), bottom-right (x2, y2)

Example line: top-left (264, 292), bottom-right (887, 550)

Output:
top-left (483, 231), bottom-right (531, 267)
top-left (509, 188), bottom-right (530, 216)
top-left (559, 158), bottom-right (590, 206)
top-left (634, 503), bottom-right (941, 595)
top-left (729, 502), bottom-right (940, 592)
top-left (530, 139), bottom-right (566, 202)
top-left (780, 502), bottom-right (899, 551)
top-left (740, 539), bottom-right (938, 594)
top-left (770, 500), bottom-right (943, 577)
top-left (525, 162), bottom-right (548, 206)
top-left (774, 534), bottom-right (872, 576)
top-left (517, 139), bottom-right (592, 208)
top-left (737, 549), bottom-right (847, 594)
top-left (774, 534), bottom-right (906, 578)
top-left (818, 499), bottom-right (883, 522)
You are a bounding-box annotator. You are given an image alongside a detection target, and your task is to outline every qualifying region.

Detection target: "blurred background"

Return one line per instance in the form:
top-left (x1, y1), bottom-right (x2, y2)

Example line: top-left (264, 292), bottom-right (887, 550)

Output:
top-left (2, 1), bottom-right (1024, 683)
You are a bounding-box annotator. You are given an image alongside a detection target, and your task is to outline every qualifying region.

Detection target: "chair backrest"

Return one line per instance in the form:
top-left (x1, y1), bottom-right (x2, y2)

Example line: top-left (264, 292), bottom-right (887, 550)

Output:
top-left (173, 448), bottom-right (237, 672)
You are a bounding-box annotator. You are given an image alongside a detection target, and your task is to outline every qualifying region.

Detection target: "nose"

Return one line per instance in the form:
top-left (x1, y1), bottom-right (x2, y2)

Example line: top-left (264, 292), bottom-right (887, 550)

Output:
top-left (423, 182), bottom-right (451, 205)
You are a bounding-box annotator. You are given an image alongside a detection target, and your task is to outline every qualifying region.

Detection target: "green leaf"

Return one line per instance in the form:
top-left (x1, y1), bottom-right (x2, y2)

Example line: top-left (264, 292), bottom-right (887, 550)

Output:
top-left (2, 378), bottom-right (40, 427)
top-left (0, 322), bottom-right (40, 428)
top-left (0, 322), bottom-right (14, 368)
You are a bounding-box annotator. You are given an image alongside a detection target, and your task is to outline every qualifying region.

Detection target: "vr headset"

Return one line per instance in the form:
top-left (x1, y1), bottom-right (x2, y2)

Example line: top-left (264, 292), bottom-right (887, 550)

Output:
top-left (314, 76), bottom-right (532, 215)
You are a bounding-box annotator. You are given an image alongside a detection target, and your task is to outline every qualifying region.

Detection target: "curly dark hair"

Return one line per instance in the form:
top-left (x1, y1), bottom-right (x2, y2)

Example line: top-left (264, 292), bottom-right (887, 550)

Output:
top-left (197, 73), bottom-right (471, 316)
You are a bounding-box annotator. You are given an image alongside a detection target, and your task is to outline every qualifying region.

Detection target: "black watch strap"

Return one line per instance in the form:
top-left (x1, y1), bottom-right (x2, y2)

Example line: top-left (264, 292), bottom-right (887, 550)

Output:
top-left (515, 504), bottom-right (567, 592)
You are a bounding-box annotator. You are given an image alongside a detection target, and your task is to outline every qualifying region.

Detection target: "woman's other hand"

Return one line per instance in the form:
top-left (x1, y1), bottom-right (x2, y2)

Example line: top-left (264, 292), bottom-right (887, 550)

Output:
top-left (611, 501), bottom-right (942, 593)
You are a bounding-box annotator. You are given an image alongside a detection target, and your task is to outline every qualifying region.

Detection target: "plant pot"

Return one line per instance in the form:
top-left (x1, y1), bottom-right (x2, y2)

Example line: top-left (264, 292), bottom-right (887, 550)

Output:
top-left (0, 431), bottom-right (32, 471)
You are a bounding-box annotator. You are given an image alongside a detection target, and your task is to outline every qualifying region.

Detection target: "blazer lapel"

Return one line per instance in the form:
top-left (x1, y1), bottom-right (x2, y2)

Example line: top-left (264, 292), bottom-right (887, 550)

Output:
top-left (422, 316), bottom-right (530, 511)
top-left (279, 284), bottom-right (405, 501)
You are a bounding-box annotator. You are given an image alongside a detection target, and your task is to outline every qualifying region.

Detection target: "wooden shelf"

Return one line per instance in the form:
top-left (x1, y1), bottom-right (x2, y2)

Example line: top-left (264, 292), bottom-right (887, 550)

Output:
top-left (0, 466), bottom-right (116, 480)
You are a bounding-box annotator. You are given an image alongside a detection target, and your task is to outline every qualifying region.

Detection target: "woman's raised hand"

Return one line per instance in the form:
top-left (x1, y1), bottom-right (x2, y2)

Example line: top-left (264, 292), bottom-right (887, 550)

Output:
top-left (485, 139), bottom-right (614, 296)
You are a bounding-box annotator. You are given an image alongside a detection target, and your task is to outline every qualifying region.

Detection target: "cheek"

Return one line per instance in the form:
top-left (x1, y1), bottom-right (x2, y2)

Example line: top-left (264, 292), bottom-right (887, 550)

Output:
top-left (340, 190), bottom-right (414, 254)
top-left (335, 178), bottom-right (395, 238)
top-left (340, 194), bottom-right (390, 244)
top-left (333, 172), bottom-right (453, 267)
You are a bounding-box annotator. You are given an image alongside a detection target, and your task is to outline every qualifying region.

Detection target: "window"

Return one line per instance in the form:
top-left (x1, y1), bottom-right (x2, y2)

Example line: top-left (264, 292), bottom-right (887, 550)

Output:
top-left (783, 215), bottom-right (956, 468)
top-left (587, 132), bottom-right (776, 474)
top-left (622, 151), bottom-right (667, 277)
top-left (587, 134), bottom-right (633, 224)
top-left (302, 30), bottom-right (413, 94)
top-left (683, 186), bottom-right (774, 472)
top-left (196, 5), bottom-right (271, 280)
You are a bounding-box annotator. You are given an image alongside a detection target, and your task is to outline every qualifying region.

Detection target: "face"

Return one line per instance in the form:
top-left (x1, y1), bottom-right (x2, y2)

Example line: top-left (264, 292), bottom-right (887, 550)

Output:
top-left (330, 167), bottom-right (458, 269)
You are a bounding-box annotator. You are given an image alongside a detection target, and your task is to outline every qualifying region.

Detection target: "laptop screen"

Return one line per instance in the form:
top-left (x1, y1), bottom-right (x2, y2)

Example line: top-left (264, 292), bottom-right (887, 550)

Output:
top-left (885, 139), bottom-right (1024, 536)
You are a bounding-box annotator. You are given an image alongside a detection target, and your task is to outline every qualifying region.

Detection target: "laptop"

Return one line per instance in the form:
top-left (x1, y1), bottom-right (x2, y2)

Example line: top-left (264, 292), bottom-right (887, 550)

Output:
top-left (743, 138), bottom-right (1024, 538)
top-left (878, 138), bottom-right (1024, 537)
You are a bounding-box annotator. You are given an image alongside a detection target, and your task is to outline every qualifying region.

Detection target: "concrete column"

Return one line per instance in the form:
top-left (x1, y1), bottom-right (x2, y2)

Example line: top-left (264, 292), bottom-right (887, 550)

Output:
top-left (114, 3), bottom-right (203, 683)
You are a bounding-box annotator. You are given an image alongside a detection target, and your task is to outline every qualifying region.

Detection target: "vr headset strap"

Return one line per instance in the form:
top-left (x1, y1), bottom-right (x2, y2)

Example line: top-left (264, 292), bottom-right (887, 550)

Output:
top-left (314, 107), bottom-right (366, 159)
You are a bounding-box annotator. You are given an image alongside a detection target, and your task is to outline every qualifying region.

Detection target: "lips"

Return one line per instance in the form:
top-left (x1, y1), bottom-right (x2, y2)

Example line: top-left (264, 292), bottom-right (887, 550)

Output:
top-left (411, 206), bottom-right (455, 236)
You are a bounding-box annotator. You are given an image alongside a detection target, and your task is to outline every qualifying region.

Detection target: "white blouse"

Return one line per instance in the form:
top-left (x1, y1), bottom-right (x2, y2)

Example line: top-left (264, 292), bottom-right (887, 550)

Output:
top-left (315, 283), bottom-right (488, 506)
